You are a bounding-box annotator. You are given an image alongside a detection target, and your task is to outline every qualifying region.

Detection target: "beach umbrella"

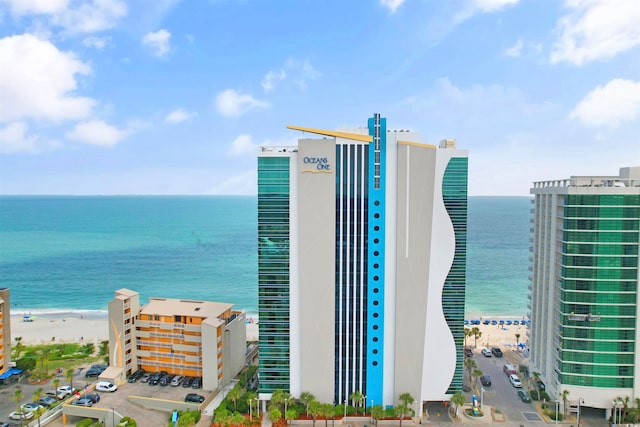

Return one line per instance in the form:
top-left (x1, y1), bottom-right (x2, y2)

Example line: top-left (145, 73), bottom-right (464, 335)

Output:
top-left (506, 320), bottom-right (512, 325)
top-left (513, 320), bottom-right (519, 325)
top-left (491, 320), bottom-right (497, 325)
top-left (499, 320), bottom-right (505, 325)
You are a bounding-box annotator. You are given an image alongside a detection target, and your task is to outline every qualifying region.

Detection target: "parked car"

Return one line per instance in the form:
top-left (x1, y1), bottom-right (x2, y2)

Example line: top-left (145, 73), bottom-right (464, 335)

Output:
top-left (21, 403), bottom-right (45, 413)
top-left (57, 386), bottom-right (73, 397)
top-left (191, 376), bottom-right (202, 389)
top-left (481, 348), bottom-right (492, 357)
top-left (480, 375), bottom-right (492, 386)
top-left (517, 390), bottom-right (531, 403)
top-left (170, 375), bottom-right (184, 386)
top-left (128, 369), bottom-right (145, 383)
top-left (149, 372), bottom-right (162, 386)
top-left (38, 396), bottom-right (58, 407)
top-left (182, 376), bottom-right (194, 388)
top-left (464, 347), bottom-right (473, 358)
top-left (85, 393), bottom-right (101, 403)
top-left (140, 372), bottom-right (152, 383)
top-left (73, 398), bottom-right (94, 407)
top-left (491, 347), bottom-right (503, 357)
top-left (96, 381), bottom-right (118, 392)
top-left (509, 374), bottom-right (523, 388)
top-left (159, 374), bottom-right (174, 387)
top-left (9, 410), bottom-right (33, 421)
top-left (185, 393), bottom-right (205, 403)
top-left (85, 364), bottom-right (108, 378)
top-left (46, 389), bottom-right (70, 400)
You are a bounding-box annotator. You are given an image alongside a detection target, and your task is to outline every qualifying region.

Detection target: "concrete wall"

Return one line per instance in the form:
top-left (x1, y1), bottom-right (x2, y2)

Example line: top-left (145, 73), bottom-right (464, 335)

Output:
top-left (0, 288), bottom-right (10, 375)
top-left (223, 312), bottom-right (248, 386)
top-left (297, 138), bottom-right (337, 403)
top-left (202, 321), bottom-right (220, 392)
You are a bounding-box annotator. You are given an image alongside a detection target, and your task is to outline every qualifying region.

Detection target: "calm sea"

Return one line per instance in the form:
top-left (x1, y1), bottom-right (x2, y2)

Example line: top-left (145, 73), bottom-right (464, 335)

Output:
top-left (0, 195), bottom-right (531, 319)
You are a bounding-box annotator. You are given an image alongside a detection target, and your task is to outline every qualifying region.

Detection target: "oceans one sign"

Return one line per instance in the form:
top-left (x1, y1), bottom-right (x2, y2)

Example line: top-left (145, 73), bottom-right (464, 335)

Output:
top-left (302, 156), bottom-right (331, 173)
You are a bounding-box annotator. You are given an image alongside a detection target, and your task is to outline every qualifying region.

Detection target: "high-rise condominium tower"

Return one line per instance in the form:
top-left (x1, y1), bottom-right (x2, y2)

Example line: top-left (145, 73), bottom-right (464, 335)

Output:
top-left (257, 114), bottom-right (468, 410)
top-left (529, 167), bottom-right (640, 412)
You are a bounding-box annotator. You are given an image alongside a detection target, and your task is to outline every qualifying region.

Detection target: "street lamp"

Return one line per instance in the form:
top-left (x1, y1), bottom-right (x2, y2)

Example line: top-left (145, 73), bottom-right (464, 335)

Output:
top-left (555, 401), bottom-right (560, 425)
top-left (364, 395), bottom-right (367, 414)
top-left (284, 397), bottom-right (289, 415)
top-left (111, 407), bottom-right (115, 427)
top-left (577, 398), bottom-right (584, 427)
top-left (249, 398), bottom-right (253, 421)
top-left (344, 399), bottom-right (347, 418)
top-left (480, 388), bottom-right (485, 409)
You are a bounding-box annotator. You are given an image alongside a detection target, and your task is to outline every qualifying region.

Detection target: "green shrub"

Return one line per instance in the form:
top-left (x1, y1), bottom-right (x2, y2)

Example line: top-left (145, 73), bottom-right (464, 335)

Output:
top-left (16, 356), bottom-right (37, 371)
top-left (544, 410), bottom-right (563, 421)
top-left (119, 416), bottom-right (137, 426)
top-left (540, 391), bottom-right (551, 401)
top-left (530, 390), bottom-right (540, 401)
top-left (76, 419), bottom-right (94, 427)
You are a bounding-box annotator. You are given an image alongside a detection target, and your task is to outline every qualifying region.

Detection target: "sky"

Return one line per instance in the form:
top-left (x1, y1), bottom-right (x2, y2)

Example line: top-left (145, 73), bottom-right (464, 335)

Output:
top-left (0, 0), bottom-right (639, 196)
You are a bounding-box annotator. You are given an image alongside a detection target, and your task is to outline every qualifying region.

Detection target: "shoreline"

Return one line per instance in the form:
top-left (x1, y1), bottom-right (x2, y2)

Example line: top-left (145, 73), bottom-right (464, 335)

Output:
top-left (10, 312), bottom-right (260, 346)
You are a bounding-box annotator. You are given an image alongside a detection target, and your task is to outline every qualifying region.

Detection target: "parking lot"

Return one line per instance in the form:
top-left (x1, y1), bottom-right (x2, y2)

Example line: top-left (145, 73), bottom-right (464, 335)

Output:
top-left (1, 369), bottom-right (210, 426)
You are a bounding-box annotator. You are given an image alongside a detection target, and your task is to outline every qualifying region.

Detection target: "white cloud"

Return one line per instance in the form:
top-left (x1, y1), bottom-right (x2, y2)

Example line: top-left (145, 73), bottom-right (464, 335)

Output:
top-left (570, 79), bottom-right (640, 127)
top-left (66, 119), bottom-right (126, 146)
top-left (285, 58), bottom-right (321, 90)
top-left (471, 0), bottom-right (519, 12)
top-left (142, 29), bottom-right (171, 57)
top-left (165, 108), bottom-right (194, 124)
top-left (551, 0), bottom-right (640, 66)
top-left (0, 34), bottom-right (94, 123)
top-left (380, 0), bottom-right (406, 13)
top-left (504, 38), bottom-right (523, 57)
top-left (52, 0), bottom-right (127, 33)
top-left (261, 69), bottom-right (286, 92)
top-left (229, 134), bottom-right (257, 156)
top-left (82, 36), bottom-right (110, 49)
top-left (215, 89), bottom-right (270, 117)
top-left (0, 0), bottom-right (68, 14)
top-left (0, 122), bottom-right (38, 153)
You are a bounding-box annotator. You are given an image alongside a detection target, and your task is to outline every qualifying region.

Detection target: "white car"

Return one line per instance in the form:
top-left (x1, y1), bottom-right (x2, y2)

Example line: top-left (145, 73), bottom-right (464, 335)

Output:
top-left (509, 374), bottom-right (523, 388)
top-left (481, 348), bottom-right (492, 357)
top-left (96, 381), bottom-right (118, 392)
top-left (9, 410), bottom-right (34, 421)
top-left (57, 385), bottom-right (73, 397)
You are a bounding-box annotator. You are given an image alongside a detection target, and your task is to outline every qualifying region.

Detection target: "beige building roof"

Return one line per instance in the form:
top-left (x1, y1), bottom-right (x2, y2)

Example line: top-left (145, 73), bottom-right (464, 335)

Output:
top-left (141, 297), bottom-right (233, 320)
top-left (115, 288), bottom-right (139, 298)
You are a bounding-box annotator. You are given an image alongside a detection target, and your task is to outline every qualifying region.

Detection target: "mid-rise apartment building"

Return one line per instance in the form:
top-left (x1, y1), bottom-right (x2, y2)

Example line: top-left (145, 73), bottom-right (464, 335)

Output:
top-left (0, 288), bottom-right (10, 376)
top-left (109, 289), bottom-right (246, 391)
top-left (257, 114), bottom-right (468, 410)
top-left (529, 166), bottom-right (640, 412)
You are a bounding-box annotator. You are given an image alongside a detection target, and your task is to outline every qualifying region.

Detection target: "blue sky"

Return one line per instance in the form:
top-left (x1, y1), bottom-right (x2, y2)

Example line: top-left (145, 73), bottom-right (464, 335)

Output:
top-left (0, 0), bottom-right (639, 196)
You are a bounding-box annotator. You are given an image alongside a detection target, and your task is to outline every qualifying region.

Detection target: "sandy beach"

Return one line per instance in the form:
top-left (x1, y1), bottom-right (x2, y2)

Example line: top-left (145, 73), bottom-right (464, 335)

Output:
top-left (465, 318), bottom-right (530, 351)
top-left (10, 313), bottom-right (260, 346)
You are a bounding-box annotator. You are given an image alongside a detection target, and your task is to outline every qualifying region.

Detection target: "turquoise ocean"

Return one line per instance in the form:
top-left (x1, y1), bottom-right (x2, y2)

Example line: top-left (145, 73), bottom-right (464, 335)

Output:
top-left (0, 196), bottom-right (531, 319)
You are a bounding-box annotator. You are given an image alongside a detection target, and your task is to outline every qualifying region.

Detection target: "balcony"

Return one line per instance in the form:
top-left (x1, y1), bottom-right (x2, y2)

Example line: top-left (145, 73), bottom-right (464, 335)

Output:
top-left (567, 313), bottom-right (601, 322)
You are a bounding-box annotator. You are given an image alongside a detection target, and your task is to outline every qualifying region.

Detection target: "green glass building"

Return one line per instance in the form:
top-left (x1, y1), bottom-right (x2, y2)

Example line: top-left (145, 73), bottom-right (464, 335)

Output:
top-left (529, 166), bottom-right (640, 411)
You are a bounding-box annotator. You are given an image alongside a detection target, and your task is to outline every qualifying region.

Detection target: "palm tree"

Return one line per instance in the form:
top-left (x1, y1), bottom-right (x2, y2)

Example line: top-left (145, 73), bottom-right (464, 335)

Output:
top-left (245, 390), bottom-right (258, 418)
top-left (13, 388), bottom-right (23, 427)
top-left (285, 408), bottom-right (298, 426)
top-left (228, 385), bottom-right (246, 411)
top-left (271, 389), bottom-right (291, 414)
top-left (472, 369), bottom-right (483, 387)
top-left (399, 393), bottom-right (414, 410)
top-left (66, 368), bottom-right (75, 390)
top-left (464, 357), bottom-right (477, 380)
top-left (308, 400), bottom-right (322, 427)
top-left (321, 403), bottom-right (334, 427)
top-left (451, 392), bottom-right (465, 418)
top-left (561, 389), bottom-right (570, 417)
top-left (464, 328), bottom-right (473, 347)
top-left (299, 392), bottom-right (315, 416)
top-left (350, 391), bottom-right (364, 415)
top-left (396, 404), bottom-right (413, 427)
top-left (269, 407), bottom-right (282, 427)
top-left (13, 336), bottom-right (25, 359)
top-left (33, 388), bottom-right (45, 427)
top-left (370, 405), bottom-right (385, 427)
top-left (53, 378), bottom-right (61, 392)
top-left (471, 327), bottom-right (482, 348)
top-left (515, 333), bottom-right (521, 347)
top-left (39, 347), bottom-right (51, 375)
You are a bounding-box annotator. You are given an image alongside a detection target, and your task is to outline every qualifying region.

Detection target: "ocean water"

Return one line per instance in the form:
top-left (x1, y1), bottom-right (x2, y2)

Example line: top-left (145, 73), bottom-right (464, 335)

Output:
top-left (0, 195), bottom-right (531, 318)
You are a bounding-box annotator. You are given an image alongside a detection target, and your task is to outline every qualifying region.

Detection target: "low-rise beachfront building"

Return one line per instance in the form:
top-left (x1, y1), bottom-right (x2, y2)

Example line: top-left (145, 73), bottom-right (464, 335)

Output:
top-left (0, 288), bottom-right (10, 376)
top-left (108, 288), bottom-right (246, 391)
top-left (257, 114), bottom-right (468, 412)
top-left (529, 166), bottom-right (640, 414)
